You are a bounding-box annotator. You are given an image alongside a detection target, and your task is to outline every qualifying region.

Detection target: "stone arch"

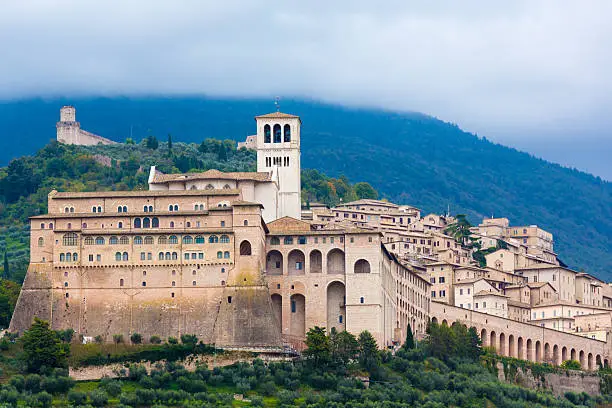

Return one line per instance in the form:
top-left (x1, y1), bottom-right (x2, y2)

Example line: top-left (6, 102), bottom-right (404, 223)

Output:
top-left (283, 124), bottom-right (291, 142)
top-left (327, 281), bottom-right (346, 333)
top-left (490, 331), bottom-right (497, 352)
top-left (442, 320), bottom-right (448, 326)
top-left (266, 250), bottom-right (283, 275)
top-left (535, 341), bottom-right (542, 363)
top-left (588, 353), bottom-right (594, 371)
top-left (579, 350), bottom-right (585, 368)
top-left (527, 339), bottom-right (533, 361)
top-left (327, 249), bottom-right (345, 274)
top-left (480, 328), bottom-right (487, 346)
top-left (562, 346), bottom-right (568, 362)
top-left (596, 355), bottom-right (602, 369)
top-left (288, 249), bottom-right (305, 275)
top-left (553, 345), bottom-right (560, 366)
top-left (271, 294), bottom-right (282, 331)
top-left (499, 333), bottom-right (506, 356)
top-left (264, 124), bottom-right (271, 143)
top-left (508, 334), bottom-right (515, 358)
top-left (544, 343), bottom-right (551, 364)
top-left (239, 240), bottom-right (252, 256)
top-left (517, 337), bottom-right (524, 360)
top-left (273, 124), bottom-right (282, 143)
top-left (354, 259), bottom-right (371, 274)
top-left (431, 317), bottom-right (438, 325)
top-left (571, 348), bottom-right (577, 362)
top-left (290, 294), bottom-right (306, 338)
top-left (309, 250), bottom-right (322, 273)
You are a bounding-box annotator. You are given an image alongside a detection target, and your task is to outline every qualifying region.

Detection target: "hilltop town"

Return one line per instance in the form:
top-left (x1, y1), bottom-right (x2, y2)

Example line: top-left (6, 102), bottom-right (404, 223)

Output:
top-left (8, 106), bottom-right (612, 372)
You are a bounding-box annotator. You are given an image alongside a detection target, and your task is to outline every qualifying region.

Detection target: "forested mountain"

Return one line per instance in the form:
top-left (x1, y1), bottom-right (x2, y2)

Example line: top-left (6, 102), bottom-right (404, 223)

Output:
top-left (0, 97), bottom-right (610, 280)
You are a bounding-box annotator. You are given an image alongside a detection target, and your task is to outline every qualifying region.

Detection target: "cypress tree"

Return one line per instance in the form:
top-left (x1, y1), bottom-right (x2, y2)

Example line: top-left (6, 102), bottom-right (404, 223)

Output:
top-left (403, 323), bottom-right (415, 350)
top-left (2, 252), bottom-right (8, 280)
top-left (167, 134), bottom-right (173, 151)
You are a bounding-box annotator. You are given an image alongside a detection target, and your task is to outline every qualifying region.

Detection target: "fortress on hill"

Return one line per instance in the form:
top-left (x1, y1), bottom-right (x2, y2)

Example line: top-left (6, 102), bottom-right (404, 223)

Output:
top-left (9, 106), bottom-right (612, 370)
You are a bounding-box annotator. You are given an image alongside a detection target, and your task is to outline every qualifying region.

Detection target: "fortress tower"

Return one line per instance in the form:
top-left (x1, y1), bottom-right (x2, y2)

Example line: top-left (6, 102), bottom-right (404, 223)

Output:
top-left (255, 112), bottom-right (302, 219)
top-left (56, 106), bottom-right (116, 146)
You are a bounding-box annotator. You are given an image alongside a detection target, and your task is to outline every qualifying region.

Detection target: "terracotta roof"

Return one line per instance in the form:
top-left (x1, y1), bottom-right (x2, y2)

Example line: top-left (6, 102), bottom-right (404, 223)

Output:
top-left (231, 200), bottom-right (263, 208)
top-left (507, 299), bottom-right (531, 308)
top-left (49, 189), bottom-right (241, 199)
top-left (336, 199), bottom-right (399, 208)
top-left (526, 282), bottom-right (555, 290)
top-left (255, 112), bottom-right (300, 119)
top-left (149, 169), bottom-right (272, 184)
top-left (474, 290), bottom-right (507, 297)
top-left (267, 217), bottom-right (314, 233)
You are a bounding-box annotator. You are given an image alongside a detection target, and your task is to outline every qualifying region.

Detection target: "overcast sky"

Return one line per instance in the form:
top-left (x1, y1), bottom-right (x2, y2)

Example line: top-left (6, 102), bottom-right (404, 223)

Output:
top-left (1, 0), bottom-right (611, 179)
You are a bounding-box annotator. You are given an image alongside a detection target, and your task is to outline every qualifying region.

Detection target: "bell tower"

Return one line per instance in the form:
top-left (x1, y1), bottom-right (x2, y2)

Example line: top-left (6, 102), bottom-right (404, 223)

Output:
top-left (255, 112), bottom-right (301, 220)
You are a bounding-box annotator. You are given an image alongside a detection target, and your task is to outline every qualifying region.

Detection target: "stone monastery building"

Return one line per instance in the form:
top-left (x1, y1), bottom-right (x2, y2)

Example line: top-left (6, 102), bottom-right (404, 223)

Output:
top-left (9, 107), bottom-right (612, 370)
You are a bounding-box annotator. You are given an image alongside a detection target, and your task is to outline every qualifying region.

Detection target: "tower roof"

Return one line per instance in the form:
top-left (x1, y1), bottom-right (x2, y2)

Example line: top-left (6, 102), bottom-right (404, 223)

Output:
top-left (255, 112), bottom-right (301, 121)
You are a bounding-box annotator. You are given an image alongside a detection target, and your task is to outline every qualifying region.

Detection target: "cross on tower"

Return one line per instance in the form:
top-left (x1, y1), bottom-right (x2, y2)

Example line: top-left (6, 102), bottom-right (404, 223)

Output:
top-left (274, 96), bottom-right (280, 112)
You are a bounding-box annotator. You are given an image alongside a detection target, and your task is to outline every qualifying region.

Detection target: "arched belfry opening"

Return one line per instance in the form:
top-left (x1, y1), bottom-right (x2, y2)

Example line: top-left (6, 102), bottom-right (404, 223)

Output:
top-left (273, 124), bottom-right (282, 143)
top-left (264, 124), bottom-right (271, 143)
top-left (284, 124), bottom-right (291, 142)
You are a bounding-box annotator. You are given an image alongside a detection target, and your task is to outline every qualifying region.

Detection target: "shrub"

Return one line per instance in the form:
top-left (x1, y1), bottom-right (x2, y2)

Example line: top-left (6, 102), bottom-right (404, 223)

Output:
top-left (32, 391), bottom-right (52, 408)
top-left (101, 378), bottom-right (122, 397)
top-left (167, 337), bottom-right (178, 345)
top-left (180, 334), bottom-right (198, 345)
top-left (67, 390), bottom-right (87, 405)
top-left (113, 334), bottom-right (124, 344)
top-left (89, 389), bottom-right (108, 407)
top-left (150, 335), bottom-right (162, 344)
top-left (94, 335), bottom-right (103, 344)
top-left (128, 364), bottom-right (148, 381)
top-left (130, 332), bottom-right (142, 344)
top-left (560, 360), bottom-right (582, 370)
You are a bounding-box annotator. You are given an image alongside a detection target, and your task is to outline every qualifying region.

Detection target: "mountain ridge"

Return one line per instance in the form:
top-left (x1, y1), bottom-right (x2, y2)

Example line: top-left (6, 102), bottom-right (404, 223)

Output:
top-left (0, 97), bottom-right (610, 280)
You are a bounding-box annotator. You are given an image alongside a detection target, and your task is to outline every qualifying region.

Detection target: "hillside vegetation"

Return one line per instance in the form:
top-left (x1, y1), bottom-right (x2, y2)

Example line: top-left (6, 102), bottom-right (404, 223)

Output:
top-left (0, 98), bottom-right (609, 279)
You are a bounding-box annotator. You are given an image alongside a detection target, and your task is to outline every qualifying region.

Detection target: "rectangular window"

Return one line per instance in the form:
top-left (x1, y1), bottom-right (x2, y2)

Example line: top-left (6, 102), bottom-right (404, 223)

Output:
top-left (475, 303), bottom-right (479, 309)
top-left (192, 253), bottom-right (197, 260)
top-left (88, 254), bottom-right (94, 262)
top-left (298, 236), bottom-right (307, 244)
top-left (141, 252), bottom-right (146, 261)
top-left (198, 253), bottom-right (204, 259)
top-left (460, 289), bottom-right (463, 295)
top-left (483, 302), bottom-right (487, 308)
top-left (185, 253), bottom-right (190, 260)
top-left (295, 262), bottom-right (303, 270)
top-left (147, 252), bottom-right (152, 260)
top-left (430, 278), bottom-right (435, 283)
top-left (330, 237), bottom-right (334, 244)
top-left (467, 288), bottom-right (471, 294)
top-left (439, 277), bottom-right (445, 283)
top-left (431, 291), bottom-right (436, 298)
top-left (440, 290), bottom-right (445, 297)
top-left (96, 254), bottom-right (101, 262)
top-left (291, 300), bottom-right (296, 313)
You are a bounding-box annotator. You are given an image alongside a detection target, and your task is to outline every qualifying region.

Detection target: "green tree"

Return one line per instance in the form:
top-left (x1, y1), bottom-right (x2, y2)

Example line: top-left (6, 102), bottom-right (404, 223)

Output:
top-left (167, 134), bottom-right (173, 152)
top-left (3, 252), bottom-right (8, 279)
top-left (357, 330), bottom-right (380, 373)
top-left (20, 318), bottom-right (68, 373)
top-left (144, 135), bottom-right (159, 150)
top-left (330, 329), bottom-right (359, 365)
top-left (402, 323), bottom-right (415, 350)
top-left (218, 143), bottom-right (228, 161)
top-left (304, 326), bottom-right (331, 367)
top-left (130, 332), bottom-right (142, 344)
top-left (354, 182), bottom-right (378, 199)
top-left (445, 214), bottom-right (473, 247)
top-left (560, 360), bottom-right (582, 370)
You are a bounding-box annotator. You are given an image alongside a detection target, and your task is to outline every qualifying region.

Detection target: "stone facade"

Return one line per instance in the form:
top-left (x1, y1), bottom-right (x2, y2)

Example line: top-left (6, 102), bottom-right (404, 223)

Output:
top-left (56, 106), bottom-right (116, 146)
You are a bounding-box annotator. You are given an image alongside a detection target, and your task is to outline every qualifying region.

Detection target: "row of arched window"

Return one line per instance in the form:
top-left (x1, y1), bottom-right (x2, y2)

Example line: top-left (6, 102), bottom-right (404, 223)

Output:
top-left (40, 223), bottom-right (53, 230)
top-left (59, 252), bottom-right (78, 262)
top-left (92, 206), bottom-right (103, 213)
top-left (84, 236), bottom-right (131, 245)
top-left (64, 206), bottom-right (75, 213)
top-left (168, 205), bottom-right (179, 212)
top-left (115, 252), bottom-right (129, 261)
top-left (76, 234), bottom-right (231, 246)
top-left (134, 217), bottom-right (160, 228)
top-left (143, 205), bottom-right (154, 212)
top-left (117, 206), bottom-right (128, 213)
top-left (263, 124), bottom-right (291, 143)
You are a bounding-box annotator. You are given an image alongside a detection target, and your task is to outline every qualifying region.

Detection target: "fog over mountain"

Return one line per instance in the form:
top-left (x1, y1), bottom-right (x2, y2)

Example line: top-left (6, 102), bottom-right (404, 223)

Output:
top-left (0, 1), bottom-right (611, 179)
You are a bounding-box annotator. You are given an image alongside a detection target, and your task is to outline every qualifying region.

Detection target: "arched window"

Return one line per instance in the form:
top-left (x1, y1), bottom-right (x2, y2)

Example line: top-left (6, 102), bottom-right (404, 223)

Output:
top-left (120, 279), bottom-right (124, 287)
top-left (92, 207), bottom-right (97, 213)
top-left (173, 205), bottom-right (178, 211)
top-left (134, 236), bottom-right (143, 245)
top-left (284, 124), bottom-right (291, 142)
top-left (40, 223), bottom-right (45, 229)
top-left (220, 235), bottom-right (230, 243)
top-left (65, 207), bottom-right (69, 213)
top-left (209, 235), bottom-right (219, 243)
top-left (165, 252), bottom-right (171, 260)
top-left (49, 223), bottom-right (53, 230)
top-left (143, 218), bottom-right (151, 228)
top-left (284, 236), bottom-right (293, 245)
top-left (38, 237), bottom-right (44, 247)
top-left (273, 124), bottom-right (281, 143)
top-left (183, 236), bottom-right (193, 244)
top-left (221, 268), bottom-right (225, 273)
top-left (186, 222), bottom-right (191, 228)
top-left (172, 281), bottom-right (176, 287)
top-left (168, 205), bottom-right (173, 211)
top-left (354, 259), bottom-right (371, 274)
top-left (82, 223), bottom-right (88, 229)
top-left (95, 236), bottom-right (105, 245)
top-left (143, 206), bottom-right (148, 213)
top-left (60, 253), bottom-right (65, 262)
top-left (98, 206), bottom-right (102, 213)
top-left (169, 235), bottom-right (178, 244)
top-left (70, 207), bottom-right (74, 213)
top-left (118, 206), bottom-right (123, 213)
top-left (148, 206), bottom-right (153, 212)
top-left (199, 204), bottom-right (204, 211)
top-left (205, 184), bottom-right (214, 190)
top-left (67, 223), bottom-right (72, 229)
top-left (264, 124), bottom-right (271, 143)
top-left (73, 253), bottom-right (78, 262)
top-left (109, 236), bottom-right (118, 245)
top-left (144, 236), bottom-right (154, 245)
top-left (194, 204), bottom-right (199, 211)
top-left (224, 251), bottom-right (230, 259)
top-left (115, 252), bottom-right (122, 261)
top-left (122, 252), bottom-right (129, 261)
top-left (271, 237), bottom-right (280, 245)
top-left (240, 240), bottom-right (252, 256)
top-left (158, 252), bottom-right (164, 260)
top-left (170, 221), bottom-right (175, 228)
top-left (158, 236), bottom-right (167, 244)
top-left (171, 252), bottom-right (178, 260)
top-left (195, 235), bottom-right (205, 244)
top-left (66, 253), bottom-right (72, 262)
top-left (122, 206), bottom-right (128, 213)
top-left (243, 220), bottom-right (249, 226)
top-left (217, 251), bottom-right (223, 259)
top-left (118, 222), bottom-right (123, 229)
top-left (152, 218), bottom-right (159, 228)
top-left (119, 236), bottom-right (129, 245)
top-left (63, 233), bottom-right (78, 246)
top-left (134, 218), bottom-right (141, 228)
top-left (84, 237), bottom-right (94, 245)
